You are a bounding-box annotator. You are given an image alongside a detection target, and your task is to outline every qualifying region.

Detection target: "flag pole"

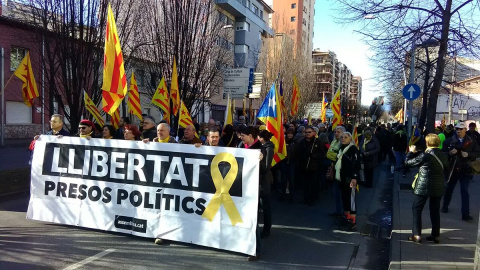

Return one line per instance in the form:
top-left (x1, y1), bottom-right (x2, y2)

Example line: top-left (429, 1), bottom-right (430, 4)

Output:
top-left (1, 47), bottom-right (4, 147)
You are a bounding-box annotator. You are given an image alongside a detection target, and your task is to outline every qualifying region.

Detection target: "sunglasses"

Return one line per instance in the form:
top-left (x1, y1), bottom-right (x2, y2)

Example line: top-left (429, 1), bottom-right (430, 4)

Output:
top-left (78, 126), bottom-right (89, 130)
top-left (456, 128), bottom-right (464, 131)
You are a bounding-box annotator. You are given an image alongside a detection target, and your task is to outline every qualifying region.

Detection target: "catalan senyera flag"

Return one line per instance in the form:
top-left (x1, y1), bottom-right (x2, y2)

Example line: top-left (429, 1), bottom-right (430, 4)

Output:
top-left (395, 109), bottom-right (404, 123)
top-left (170, 57), bottom-right (180, 116)
top-left (225, 95), bottom-right (233, 126)
top-left (290, 75), bottom-right (300, 116)
top-left (84, 91), bottom-right (105, 126)
top-left (111, 107), bottom-right (120, 130)
top-left (331, 88), bottom-right (341, 130)
top-left (127, 72), bottom-right (142, 121)
top-left (257, 83), bottom-right (287, 167)
top-left (352, 126), bottom-right (359, 148)
top-left (13, 51), bottom-right (39, 107)
top-left (101, 4), bottom-right (127, 116)
top-left (178, 100), bottom-right (194, 129)
top-left (151, 76), bottom-right (170, 124)
top-left (321, 93), bottom-right (328, 122)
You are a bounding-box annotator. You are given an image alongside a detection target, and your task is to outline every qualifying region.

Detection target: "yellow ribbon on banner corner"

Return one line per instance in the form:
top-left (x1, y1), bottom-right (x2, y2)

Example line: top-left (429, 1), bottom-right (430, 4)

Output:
top-left (202, 152), bottom-right (243, 226)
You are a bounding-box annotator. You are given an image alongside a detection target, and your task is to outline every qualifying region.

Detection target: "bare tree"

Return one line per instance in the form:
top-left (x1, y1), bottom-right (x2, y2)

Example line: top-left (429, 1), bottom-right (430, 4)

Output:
top-left (17, 0), bottom-right (146, 134)
top-left (138, 1), bottom-right (232, 121)
top-left (337, 0), bottom-right (480, 133)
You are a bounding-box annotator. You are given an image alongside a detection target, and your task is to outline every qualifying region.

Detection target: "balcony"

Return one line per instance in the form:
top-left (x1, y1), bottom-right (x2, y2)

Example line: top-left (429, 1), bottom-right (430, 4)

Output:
top-left (215, 0), bottom-right (274, 36)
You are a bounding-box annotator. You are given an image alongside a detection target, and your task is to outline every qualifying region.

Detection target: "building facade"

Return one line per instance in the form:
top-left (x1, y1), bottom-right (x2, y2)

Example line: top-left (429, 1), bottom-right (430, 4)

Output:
top-left (265, 0), bottom-right (315, 58)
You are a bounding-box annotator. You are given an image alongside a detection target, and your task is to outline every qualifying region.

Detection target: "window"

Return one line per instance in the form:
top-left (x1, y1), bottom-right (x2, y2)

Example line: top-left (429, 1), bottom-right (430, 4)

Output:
top-left (291, 16), bottom-right (296, 22)
top-left (137, 69), bottom-right (145, 86)
top-left (291, 3), bottom-right (296, 8)
top-left (10, 47), bottom-right (27, 71)
top-left (252, 4), bottom-right (259, 16)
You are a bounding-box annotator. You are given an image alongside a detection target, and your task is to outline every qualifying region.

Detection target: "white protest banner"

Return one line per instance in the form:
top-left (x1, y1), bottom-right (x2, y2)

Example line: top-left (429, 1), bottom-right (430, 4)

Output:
top-left (27, 136), bottom-right (260, 255)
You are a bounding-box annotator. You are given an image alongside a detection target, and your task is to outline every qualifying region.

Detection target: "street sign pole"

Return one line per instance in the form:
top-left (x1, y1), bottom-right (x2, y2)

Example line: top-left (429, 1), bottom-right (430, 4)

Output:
top-left (408, 43), bottom-right (416, 138)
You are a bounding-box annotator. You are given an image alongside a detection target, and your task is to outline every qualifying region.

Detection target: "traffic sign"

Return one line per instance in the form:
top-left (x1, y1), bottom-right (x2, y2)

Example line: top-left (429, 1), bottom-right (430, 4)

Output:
top-left (223, 68), bottom-right (250, 95)
top-left (402, 84), bottom-right (421, 100)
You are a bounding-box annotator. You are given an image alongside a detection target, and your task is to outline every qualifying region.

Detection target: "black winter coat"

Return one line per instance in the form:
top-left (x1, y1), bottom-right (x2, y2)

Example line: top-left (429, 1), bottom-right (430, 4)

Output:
top-left (360, 136), bottom-right (380, 169)
top-left (393, 130), bottom-right (408, 152)
top-left (442, 134), bottom-right (480, 175)
top-left (297, 137), bottom-right (325, 171)
top-left (405, 148), bottom-right (448, 197)
top-left (337, 144), bottom-right (361, 183)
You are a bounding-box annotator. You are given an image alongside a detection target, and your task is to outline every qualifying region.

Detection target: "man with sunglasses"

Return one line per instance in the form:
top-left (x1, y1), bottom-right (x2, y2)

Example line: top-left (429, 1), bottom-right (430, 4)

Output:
top-left (297, 125), bottom-right (324, 205)
top-left (78, 119), bottom-right (96, 138)
top-left (442, 121), bottom-right (480, 221)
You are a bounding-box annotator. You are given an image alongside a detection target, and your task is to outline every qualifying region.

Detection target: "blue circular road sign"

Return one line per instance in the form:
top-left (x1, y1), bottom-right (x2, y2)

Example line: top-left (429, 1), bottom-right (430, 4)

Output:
top-left (402, 84), bottom-right (421, 100)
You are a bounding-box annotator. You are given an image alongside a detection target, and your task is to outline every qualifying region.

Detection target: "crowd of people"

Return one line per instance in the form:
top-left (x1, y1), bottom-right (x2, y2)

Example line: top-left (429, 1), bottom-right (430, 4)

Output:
top-left (32, 114), bottom-right (480, 259)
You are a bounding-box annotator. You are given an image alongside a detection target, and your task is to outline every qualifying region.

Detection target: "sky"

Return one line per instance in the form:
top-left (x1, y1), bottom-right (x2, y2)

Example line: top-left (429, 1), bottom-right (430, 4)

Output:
top-left (312, 0), bottom-right (381, 106)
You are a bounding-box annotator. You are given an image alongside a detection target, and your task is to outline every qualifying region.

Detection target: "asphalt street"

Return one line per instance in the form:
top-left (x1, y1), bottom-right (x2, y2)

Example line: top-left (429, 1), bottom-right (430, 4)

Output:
top-left (0, 163), bottom-right (392, 269)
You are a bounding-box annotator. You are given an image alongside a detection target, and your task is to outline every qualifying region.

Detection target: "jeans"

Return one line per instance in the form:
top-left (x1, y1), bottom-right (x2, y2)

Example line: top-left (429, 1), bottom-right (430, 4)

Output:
top-left (412, 195), bottom-right (442, 237)
top-left (281, 161), bottom-right (295, 195)
top-left (394, 151), bottom-right (406, 167)
top-left (443, 171), bottom-right (472, 216)
top-left (332, 180), bottom-right (343, 215)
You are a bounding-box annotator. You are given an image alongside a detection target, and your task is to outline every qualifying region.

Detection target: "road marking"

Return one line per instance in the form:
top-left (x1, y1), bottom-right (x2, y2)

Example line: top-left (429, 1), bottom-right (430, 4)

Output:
top-left (63, 248), bottom-right (116, 270)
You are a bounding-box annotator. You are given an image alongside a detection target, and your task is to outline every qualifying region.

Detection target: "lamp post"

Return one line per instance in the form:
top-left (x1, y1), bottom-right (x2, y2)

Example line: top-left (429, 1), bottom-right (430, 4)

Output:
top-left (408, 38), bottom-right (439, 137)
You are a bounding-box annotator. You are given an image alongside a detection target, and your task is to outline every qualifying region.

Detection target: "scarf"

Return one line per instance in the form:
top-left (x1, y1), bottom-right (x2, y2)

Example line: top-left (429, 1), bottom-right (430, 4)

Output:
top-left (158, 136), bottom-right (171, 143)
top-left (335, 143), bottom-right (355, 181)
top-left (80, 131), bottom-right (93, 138)
top-left (363, 137), bottom-right (371, 151)
top-left (326, 139), bottom-right (341, 161)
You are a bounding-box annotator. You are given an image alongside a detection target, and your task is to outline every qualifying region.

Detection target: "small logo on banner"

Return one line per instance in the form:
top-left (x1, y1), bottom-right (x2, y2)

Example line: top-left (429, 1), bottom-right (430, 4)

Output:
top-left (114, 215), bottom-right (147, 233)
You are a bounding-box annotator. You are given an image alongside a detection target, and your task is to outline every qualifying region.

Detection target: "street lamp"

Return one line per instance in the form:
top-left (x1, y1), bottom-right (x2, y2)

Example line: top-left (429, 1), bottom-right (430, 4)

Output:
top-left (407, 37), bottom-right (439, 137)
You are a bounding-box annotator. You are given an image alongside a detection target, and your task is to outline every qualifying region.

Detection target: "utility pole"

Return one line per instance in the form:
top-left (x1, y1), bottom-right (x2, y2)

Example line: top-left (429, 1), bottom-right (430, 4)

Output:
top-left (448, 51), bottom-right (456, 125)
top-left (1, 47), bottom-right (4, 147)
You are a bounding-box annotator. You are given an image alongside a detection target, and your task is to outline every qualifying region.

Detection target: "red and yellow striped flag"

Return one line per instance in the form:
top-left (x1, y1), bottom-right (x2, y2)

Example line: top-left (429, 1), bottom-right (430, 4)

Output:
top-left (84, 91), bottom-right (104, 126)
top-left (170, 57), bottom-right (180, 116)
top-left (111, 107), bottom-right (120, 130)
top-left (178, 100), bottom-right (193, 128)
top-left (290, 75), bottom-right (300, 116)
top-left (101, 3), bottom-right (127, 116)
top-left (352, 126), bottom-right (359, 148)
top-left (321, 93), bottom-right (328, 123)
top-left (331, 87), bottom-right (341, 130)
top-left (151, 76), bottom-right (170, 124)
top-left (13, 51), bottom-right (39, 107)
top-left (127, 72), bottom-right (142, 121)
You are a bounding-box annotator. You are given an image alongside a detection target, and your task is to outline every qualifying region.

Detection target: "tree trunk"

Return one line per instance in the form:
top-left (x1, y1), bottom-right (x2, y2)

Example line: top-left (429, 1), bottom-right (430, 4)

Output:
top-left (418, 51), bottom-right (431, 130)
top-left (426, 2), bottom-right (452, 134)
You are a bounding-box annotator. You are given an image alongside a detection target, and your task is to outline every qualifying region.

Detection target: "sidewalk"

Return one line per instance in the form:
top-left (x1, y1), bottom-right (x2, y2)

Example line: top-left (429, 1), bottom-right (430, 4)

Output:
top-left (390, 168), bottom-right (480, 269)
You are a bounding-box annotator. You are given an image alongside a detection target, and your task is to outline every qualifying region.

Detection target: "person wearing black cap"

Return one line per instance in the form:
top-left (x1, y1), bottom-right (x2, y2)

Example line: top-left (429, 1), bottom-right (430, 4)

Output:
top-left (442, 121), bottom-right (480, 221)
top-left (78, 119), bottom-right (95, 138)
top-left (393, 124), bottom-right (408, 176)
top-left (466, 122), bottom-right (480, 145)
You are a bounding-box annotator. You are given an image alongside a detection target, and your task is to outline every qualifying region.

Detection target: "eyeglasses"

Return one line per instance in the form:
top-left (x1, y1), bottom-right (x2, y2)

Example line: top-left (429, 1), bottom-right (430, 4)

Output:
top-left (79, 126), bottom-right (88, 130)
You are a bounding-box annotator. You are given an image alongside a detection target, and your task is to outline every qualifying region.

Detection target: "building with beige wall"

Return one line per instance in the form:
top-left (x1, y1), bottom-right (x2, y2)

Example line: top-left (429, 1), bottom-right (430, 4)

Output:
top-left (265, 0), bottom-right (315, 58)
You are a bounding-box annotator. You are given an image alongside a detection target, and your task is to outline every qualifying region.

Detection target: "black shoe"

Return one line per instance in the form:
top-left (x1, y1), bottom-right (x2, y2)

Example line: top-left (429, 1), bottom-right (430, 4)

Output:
top-left (247, 254), bottom-right (260, 261)
top-left (260, 229), bottom-right (270, 239)
top-left (441, 207), bottom-right (448, 213)
top-left (426, 235), bottom-right (440, 243)
top-left (408, 235), bottom-right (422, 244)
top-left (462, 215), bottom-right (473, 221)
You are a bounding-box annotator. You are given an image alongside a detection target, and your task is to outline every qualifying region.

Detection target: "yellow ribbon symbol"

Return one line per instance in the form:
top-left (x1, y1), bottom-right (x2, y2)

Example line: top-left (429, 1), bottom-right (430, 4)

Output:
top-left (202, 152), bottom-right (243, 226)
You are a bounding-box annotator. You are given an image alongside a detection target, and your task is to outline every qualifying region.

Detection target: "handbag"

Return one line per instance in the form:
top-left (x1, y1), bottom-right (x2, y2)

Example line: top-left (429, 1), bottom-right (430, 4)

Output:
top-left (326, 164), bottom-right (335, 181)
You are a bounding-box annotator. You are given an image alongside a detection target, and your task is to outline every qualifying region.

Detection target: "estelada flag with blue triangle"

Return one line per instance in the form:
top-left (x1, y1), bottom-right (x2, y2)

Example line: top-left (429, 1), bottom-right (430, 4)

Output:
top-left (257, 83), bottom-right (287, 167)
top-left (408, 126), bottom-right (421, 151)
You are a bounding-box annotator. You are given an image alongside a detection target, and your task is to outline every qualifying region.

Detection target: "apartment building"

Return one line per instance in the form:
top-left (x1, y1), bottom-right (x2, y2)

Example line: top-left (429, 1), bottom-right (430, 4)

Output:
top-left (312, 49), bottom-right (361, 122)
top-left (265, 0), bottom-right (315, 58)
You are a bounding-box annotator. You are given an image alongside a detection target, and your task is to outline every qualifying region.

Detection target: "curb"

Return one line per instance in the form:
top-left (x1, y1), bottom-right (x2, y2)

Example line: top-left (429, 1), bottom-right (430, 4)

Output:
top-left (388, 171), bottom-right (401, 270)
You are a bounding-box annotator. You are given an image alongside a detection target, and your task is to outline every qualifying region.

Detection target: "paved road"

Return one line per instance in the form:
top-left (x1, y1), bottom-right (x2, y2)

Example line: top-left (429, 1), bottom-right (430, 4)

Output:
top-left (0, 163), bottom-right (393, 269)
